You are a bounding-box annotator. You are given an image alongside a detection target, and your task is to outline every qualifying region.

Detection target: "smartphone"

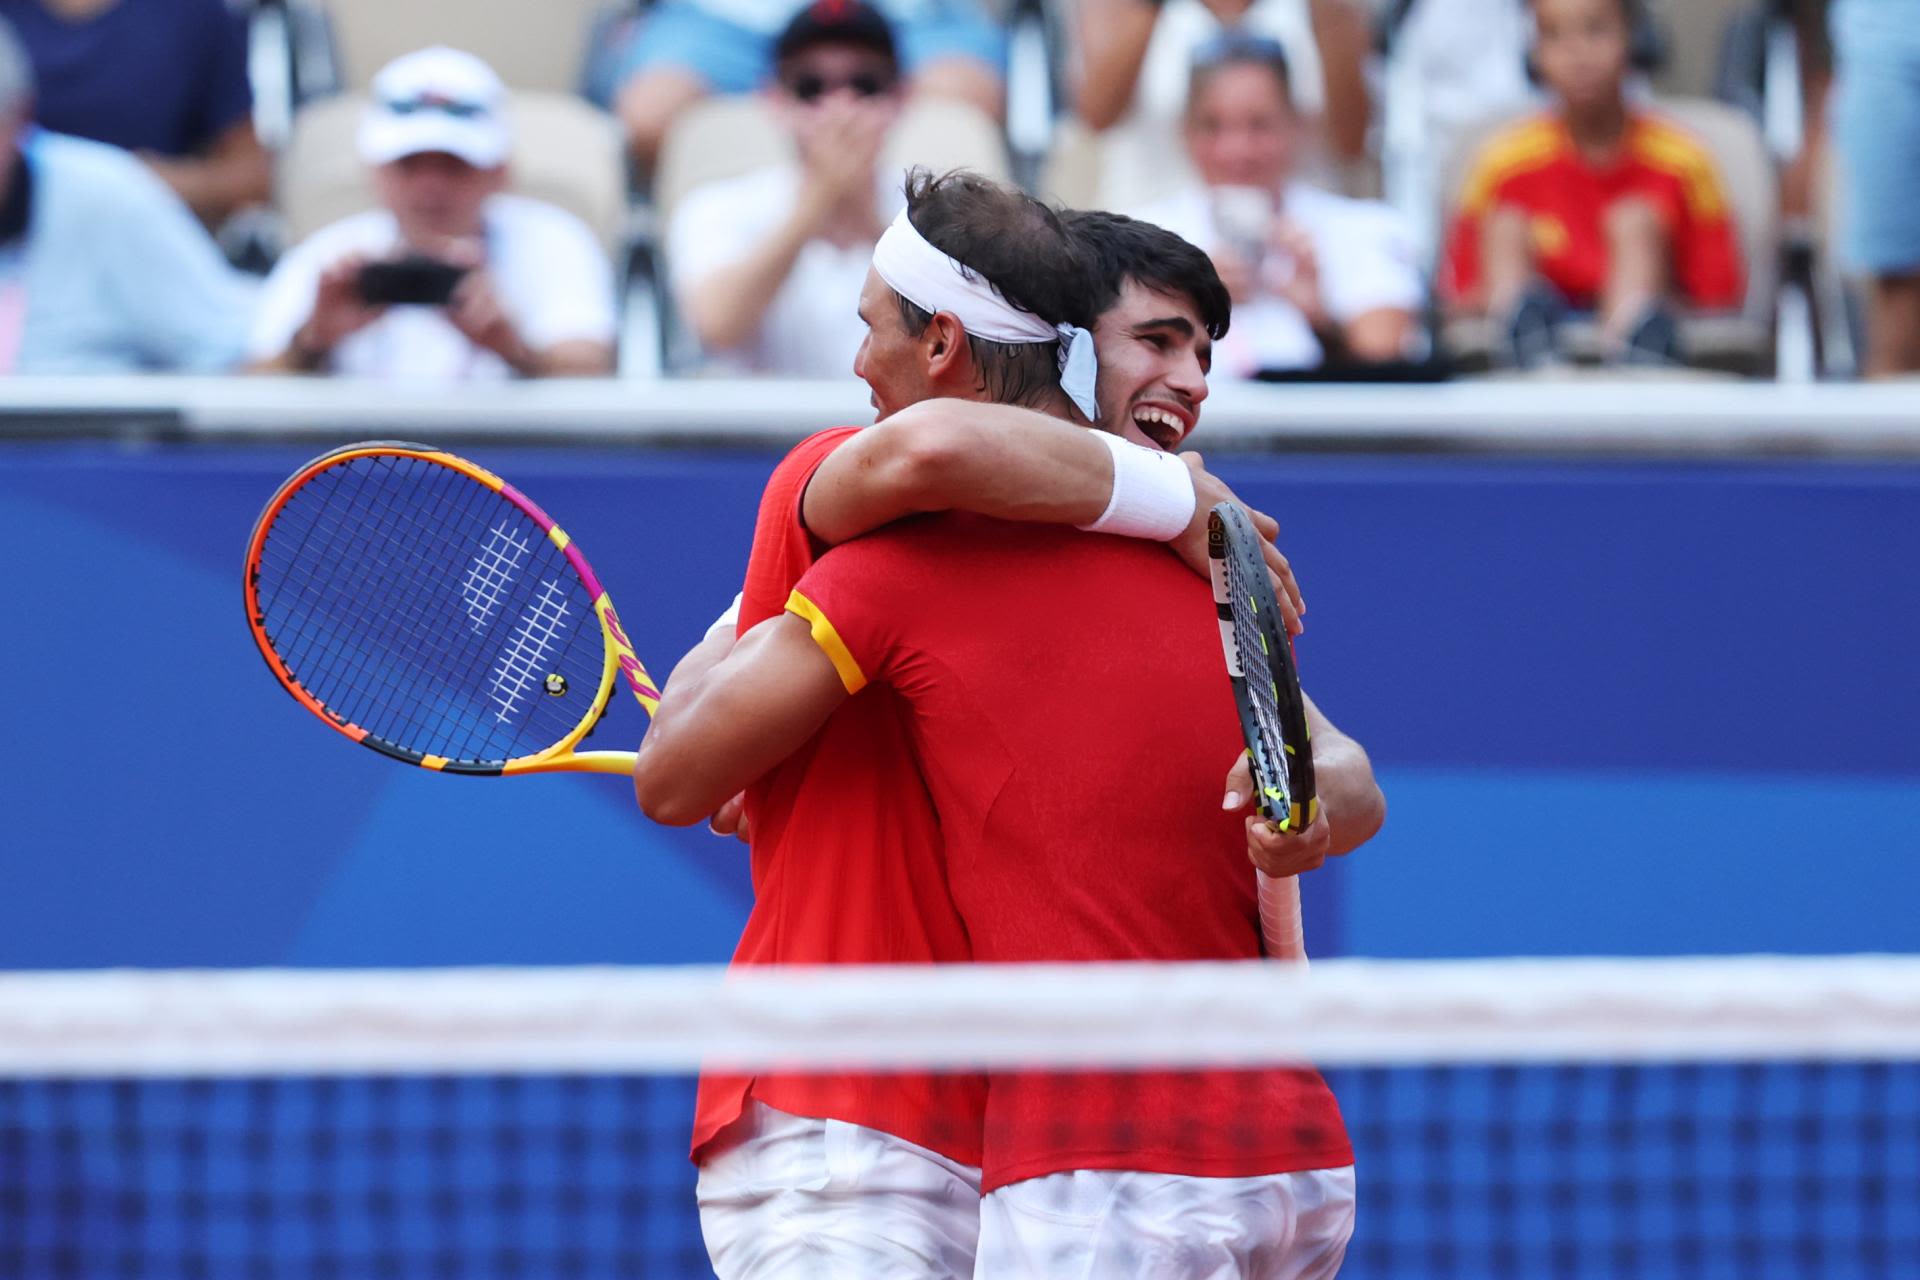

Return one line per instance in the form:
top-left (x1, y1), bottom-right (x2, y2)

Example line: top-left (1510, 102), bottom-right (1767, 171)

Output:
top-left (356, 256), bottom-right (469, 306)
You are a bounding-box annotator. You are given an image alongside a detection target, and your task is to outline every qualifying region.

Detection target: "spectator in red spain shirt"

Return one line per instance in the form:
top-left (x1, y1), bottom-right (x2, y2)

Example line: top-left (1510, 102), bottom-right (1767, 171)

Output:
top-left (1443, 0), bottom-right (1742, 368)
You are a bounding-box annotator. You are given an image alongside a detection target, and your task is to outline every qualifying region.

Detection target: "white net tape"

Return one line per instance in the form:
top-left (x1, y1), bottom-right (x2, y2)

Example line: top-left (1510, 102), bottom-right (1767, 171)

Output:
top-left (3, 954), bottom-right (1918, 1077)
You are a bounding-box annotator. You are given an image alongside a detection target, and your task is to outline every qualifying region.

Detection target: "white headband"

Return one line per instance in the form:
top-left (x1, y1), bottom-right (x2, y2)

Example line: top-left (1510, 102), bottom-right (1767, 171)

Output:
top-left (871, 208), bottom-right (1099, 422)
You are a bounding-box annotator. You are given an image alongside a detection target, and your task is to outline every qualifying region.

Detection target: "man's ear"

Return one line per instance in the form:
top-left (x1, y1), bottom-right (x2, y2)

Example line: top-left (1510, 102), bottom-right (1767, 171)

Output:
top-left (922, 311), bottom-right (975, 393)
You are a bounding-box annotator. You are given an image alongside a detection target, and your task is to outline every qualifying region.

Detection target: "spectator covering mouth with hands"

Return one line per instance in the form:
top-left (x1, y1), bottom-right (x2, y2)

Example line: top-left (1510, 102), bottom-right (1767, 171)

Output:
top-left (666, 0), bottom-right (907, 375)
top-left (248, 47), bottom-right (616, 381)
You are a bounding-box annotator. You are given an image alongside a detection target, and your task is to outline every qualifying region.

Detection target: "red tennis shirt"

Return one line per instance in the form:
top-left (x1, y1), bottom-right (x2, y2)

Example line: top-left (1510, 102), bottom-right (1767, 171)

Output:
top-left (790, 515), bottom-right (1353, 1192)
top-left (1444, 111), bottom-right (1742, 310)
top-left (689, 427), bottom-right (986, 1167)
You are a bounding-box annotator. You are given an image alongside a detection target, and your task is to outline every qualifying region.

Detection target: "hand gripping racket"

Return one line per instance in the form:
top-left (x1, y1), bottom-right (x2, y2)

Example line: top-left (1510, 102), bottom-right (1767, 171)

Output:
top-left (1207, 501), bottom-right (1318, 962)
top-left (243, 442), bottom-right (660, 776)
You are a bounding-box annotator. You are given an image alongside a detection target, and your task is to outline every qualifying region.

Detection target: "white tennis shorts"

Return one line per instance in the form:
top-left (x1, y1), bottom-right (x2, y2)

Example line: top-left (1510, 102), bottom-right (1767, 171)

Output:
top-left (697, 1101), bottom-right (984, 1279)
top-left (974, 1165), bottom-right (1357, 1280)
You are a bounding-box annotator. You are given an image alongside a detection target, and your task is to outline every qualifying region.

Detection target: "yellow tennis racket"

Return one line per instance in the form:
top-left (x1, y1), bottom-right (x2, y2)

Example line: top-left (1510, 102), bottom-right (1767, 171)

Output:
top-left (243, 442), bottom-right (659, 777)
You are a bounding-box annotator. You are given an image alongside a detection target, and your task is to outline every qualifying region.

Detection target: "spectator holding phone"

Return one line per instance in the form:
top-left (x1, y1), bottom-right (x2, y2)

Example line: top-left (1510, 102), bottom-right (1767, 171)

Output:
top-left (249, 48), bottom-right (615, 379)
top-left (1131, 34), bottom-right (1422, 376)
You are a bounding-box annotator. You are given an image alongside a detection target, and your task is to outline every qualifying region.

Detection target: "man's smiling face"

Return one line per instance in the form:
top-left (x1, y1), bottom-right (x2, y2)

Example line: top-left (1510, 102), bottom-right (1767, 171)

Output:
top-left (1091, 278), bottom-right (1212, 451)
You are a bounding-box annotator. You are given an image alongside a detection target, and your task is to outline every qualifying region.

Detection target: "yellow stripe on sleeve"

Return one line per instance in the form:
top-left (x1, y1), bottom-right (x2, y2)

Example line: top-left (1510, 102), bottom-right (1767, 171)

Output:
top-left (1632, 120), bottom-right (1730, 220)
top-left (1457, 117), bottom-right (1563, 213)
top-left (786, 589), bottom-right (869, 694)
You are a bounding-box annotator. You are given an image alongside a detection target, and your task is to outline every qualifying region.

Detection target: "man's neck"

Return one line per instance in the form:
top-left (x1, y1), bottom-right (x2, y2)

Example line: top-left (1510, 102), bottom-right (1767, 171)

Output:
top-left (1023, 387), bottom-right (1082, 423)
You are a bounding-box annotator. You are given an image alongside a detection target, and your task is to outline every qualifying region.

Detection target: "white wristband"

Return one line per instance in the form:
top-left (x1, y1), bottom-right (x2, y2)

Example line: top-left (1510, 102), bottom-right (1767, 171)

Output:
top-left (705, 592), bottom-right (743, 642)
top-left (1077, 430), bottom-right (1197, 541)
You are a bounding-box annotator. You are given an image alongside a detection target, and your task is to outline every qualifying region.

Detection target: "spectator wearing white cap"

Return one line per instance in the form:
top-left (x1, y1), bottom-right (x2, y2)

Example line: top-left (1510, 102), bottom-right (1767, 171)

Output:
top-left (0, 13), bottom-right (251, 373)
top-left (249, 47), bottom-right (616, 380)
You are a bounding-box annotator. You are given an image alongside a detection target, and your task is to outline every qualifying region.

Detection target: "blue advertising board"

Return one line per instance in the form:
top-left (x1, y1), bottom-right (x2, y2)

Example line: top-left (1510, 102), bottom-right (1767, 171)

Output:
top-left (2, 439), bottom-right (1915, 967)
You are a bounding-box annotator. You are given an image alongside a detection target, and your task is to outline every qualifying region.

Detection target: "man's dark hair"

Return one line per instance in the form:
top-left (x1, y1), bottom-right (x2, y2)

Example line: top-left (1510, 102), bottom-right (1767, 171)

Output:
top-left (1064, 210), bottom-right (1231, 342)
top-left (1525, 0), bottom-right (1664, 73)
top-left (897, 168), bottom-right (1101, 410)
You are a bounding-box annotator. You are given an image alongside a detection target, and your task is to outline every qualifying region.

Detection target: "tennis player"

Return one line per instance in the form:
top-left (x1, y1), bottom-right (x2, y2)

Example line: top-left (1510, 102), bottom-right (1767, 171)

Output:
top-left (645, 173), bottom-right (1324, 1277)
top-left (655, 170), bottom-right (1200, 1280)
top-left (639, 184), bottom-right (1383, 1277)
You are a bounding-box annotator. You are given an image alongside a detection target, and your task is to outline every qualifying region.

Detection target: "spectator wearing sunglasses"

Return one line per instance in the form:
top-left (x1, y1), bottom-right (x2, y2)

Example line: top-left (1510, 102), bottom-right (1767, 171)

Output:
top-left (666, 0), bottom-right (907, 376)
top-left (1131, 35), bottom-right (1422, 376)
top-left (248, 48), bottom-right (615, 381)
top-left (613, 0), bottom-right (1003, 172)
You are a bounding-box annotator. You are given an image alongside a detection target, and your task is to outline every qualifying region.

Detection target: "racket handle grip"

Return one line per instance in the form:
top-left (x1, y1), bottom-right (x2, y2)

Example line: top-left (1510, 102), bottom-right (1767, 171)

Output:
top-left (1257, 871), bottom-right (1307, 964)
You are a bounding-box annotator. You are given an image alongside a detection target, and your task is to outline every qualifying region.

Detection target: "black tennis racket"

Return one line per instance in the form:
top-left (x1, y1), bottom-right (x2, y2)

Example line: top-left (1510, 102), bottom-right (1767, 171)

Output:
top-left (1208, 501), bottom-right (1317, 960)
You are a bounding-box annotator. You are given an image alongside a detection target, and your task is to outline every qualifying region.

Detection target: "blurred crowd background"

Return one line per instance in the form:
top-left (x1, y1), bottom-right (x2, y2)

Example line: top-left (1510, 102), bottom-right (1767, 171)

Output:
top-left (0, 0), bottom-right (1905, 385)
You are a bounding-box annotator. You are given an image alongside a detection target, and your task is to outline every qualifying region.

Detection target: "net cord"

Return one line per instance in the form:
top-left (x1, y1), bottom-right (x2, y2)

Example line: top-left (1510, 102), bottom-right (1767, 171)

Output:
top-left (1, 956), bottom-right (1917, 1077)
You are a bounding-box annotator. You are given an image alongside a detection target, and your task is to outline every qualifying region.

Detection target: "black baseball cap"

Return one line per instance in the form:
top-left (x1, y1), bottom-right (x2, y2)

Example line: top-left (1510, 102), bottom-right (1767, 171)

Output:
top-left (774, 0), bottom-right (898, 66)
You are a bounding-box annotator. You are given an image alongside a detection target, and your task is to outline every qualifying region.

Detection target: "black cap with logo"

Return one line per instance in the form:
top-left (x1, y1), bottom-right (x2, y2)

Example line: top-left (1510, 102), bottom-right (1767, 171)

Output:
top-left (773, 0), bottom-right (899, 67)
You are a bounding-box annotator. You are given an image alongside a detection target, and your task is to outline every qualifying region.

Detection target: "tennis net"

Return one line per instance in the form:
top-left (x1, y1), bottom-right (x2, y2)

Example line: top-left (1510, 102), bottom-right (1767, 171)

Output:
top-left (2, 956), bottom-right (1917, 1279)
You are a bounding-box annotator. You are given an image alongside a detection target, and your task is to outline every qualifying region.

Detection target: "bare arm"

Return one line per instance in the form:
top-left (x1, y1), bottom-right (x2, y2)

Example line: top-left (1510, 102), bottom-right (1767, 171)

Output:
top-left (1300, 692), bottom-right (1384, 856)
top-left (652, 611), bottom-right (754, 839)
top-left (525, 339), bottom-right (615, 377)
top-left (803, 403), bottom-right (1308, 631)
top-left (1309, 0), bottom-right (1374, 164)
top-left (1072, 0), bottom-right (1161, 130)
top-left (632, 613), bottom-right (850, 826)
top-left (681, 199), bottom-right (827, 352)
top-left (142, 120), bottom-right (272, 227)
top-left (1342, 307), bottom-right (1416, 364)
top-left (1228, 691), bottom-right (1385, 875)
top-left (801, 399), bottom-right (1117, 544)
top-left (248, 256), bottom-right (385, 374)
top-left (660, 621), bottom-right (736, 698)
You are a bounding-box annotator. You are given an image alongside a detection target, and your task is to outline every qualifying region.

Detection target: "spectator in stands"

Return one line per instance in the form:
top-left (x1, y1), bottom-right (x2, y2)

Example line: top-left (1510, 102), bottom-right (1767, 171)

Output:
top-left (1071, 0), bottom-right (1370, 209)
top-left (0, 0), bottom-right (267, 228)
top-left (1373, 0), bottom-right (1535, 257)
top-left (0, 16), bottom-right (250, 373)
top-left (1131, 35), bottom-right (1421, 377)
top-left (614, 0), bottom-right (1003, 171)
top-left (1442, 0), bottom-right (1741, 368)
top-left (1829, 0), bottom-right (1920, 377)
top-left (666, 0), bottom-right (905, 376)
top-left (249, 48), bottom-right (615, 380)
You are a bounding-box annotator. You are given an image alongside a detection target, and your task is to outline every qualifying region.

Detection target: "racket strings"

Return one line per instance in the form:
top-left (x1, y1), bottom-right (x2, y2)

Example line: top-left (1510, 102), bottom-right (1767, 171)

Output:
top-left (262, 458), bottom-right (477, 749)
top-left (325, 459), bottom-right (556, 759)
top-left (363, 457), bottom-right (602, 762)
top-left (265, 458), bottom-right (506, 751)
top-left (280, 458), bottom-right (597, 762)
top-left (256, 453), bottom-right (605, 764)
top-left (1223, 543), bottom-right (1291, 806)
top-left (266, 460), bottom-right (457, 741)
